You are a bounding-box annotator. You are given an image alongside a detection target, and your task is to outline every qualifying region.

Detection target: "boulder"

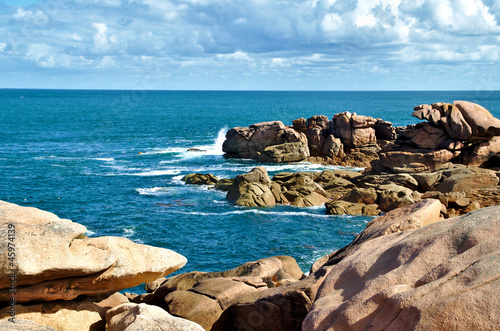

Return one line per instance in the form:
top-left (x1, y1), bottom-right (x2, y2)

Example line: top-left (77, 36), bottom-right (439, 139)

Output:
top-left (256, 142), bottom-right (310, 163)
top-left (413, 103), bottom-right (472, 140)
top-left (290, 192), bottom-right (330, 207)
top-left (230, 200), bottom-right (443, 331)
top-left (373, 120), bottom-right (396, 140)
top-left (373, 147), bottom-right (459, 173)
top-left (303, 206), bottom-right (500, 331)
top-left (325, 201), bottom-right (365, 215)
top-left (352, 173), bottom-right (419, 190)
top-left (341, 187), bottom-right (378, 205)
top-left (321, 135), bottom-right (344, 159)
top-left (106, 303), bottom-right (204, 331)
top-left (0, 201), bottom-right (187, 302)
top-left (306, 127), bottom-right (325, 156)
top-left (292, 118), bottom-right (307, 133)
top-left (400, 123), bottom-right (448, 149)
top-left (434, 167), bottom-right (499, 193)
top-left (0, 319), bottom-right (55, 330)
top-left (332, 112), bottom-right (377, 148)
top-left (460, 136), bottom-right (500, 167)
top-left (226, 167), bottom-right (276, 207)
top-left (182, 173), bottom-right (219, 185)
top-left (377, 183), bottom-right (415, 212)
top-left (147, 256), bottom-right (304, 331)
top-left (247, 121), bottom-right (287, 158)
top-left (454, 100), bottom-right (500, 141)
top-left (411, 171), bottom-right (443, 191)
top-left (214, 178), bottom-right (234, 191)
top-left (222, 127), bottom-right (254, 159)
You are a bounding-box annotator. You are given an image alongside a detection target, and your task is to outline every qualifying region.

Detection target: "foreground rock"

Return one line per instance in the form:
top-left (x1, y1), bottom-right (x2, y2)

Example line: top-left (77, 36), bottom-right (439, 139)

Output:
top-left (0, 201), bottom-right (187, 302)
top-left (303, 206), bottom-right (500, 330)
top-left (140, 256), bottom-right (305, 331)
top-left (106, 303), bottom-right (204, 331)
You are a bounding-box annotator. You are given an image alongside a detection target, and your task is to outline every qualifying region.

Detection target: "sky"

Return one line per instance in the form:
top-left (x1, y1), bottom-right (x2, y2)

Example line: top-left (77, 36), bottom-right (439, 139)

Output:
top-left (1, 0), bottom-right (500, 90)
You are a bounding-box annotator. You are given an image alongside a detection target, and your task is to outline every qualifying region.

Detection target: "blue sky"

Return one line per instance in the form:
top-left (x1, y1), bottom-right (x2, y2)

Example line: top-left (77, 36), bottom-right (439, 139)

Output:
top-left (1, 0), bottom-right (499, 90)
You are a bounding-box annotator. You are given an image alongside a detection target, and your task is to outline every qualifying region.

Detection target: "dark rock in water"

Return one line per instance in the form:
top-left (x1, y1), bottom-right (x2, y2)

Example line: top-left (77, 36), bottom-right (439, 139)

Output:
top-left (182, 173), bottom-right (219, 185)
top-left (214, 178), bottom-right (234, 191)
top-left (187, 148), bottom-right (206, 152)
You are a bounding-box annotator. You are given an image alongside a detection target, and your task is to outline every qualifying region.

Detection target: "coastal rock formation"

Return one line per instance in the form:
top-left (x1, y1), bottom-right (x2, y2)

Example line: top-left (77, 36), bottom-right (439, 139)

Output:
top-left (182, 173), bottom-right (219, 185)
top-left (105, 303), bottom-right (204, 331)
top-left (141, 256), bottom-right (305, 331)
top-left (226, 200), bottom-right (444, 331)
top-left (372, 101), bottom-right (500, 173)
top-left (303, 206), bottom-right (500, 330)
top-left (0, 201), bottom-right (187, 302)
top-left (0, 319), bottom-right (55, 330)
top-left (226, 167), bottom-right (276, 207)
top-left (0, 293), bottom-right (129, 331)
top-left (256, 142), bottom-right (310, 163)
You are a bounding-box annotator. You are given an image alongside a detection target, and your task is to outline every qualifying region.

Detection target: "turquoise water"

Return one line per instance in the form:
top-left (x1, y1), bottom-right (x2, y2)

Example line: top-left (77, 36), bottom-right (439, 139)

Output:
top-left (1, 90), bottom-right (499, 288)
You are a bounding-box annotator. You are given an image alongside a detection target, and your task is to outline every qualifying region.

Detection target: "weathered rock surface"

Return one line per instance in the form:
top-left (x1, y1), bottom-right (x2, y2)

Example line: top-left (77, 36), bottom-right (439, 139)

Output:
top-left (144, 256), bottom-right (304, 331)
top-left (303, 206), bottom-right (500, 331)
top-left (454, 100), bottom-right (500, 141)
top-left (434, 167), bottom-right (499, 193)
top-left (0, 293), bottom-right (128, 331)
top-left (182, 173), bottom-right (219, 185)
top-left (256, 142), bottom-right (310, 163)
top-left (226, 167), bottom-right (276, 207)
top-left (106, 303), bottom-right (204, 331)
top-left (0, 201), bottom-right (187, 302)
top-left (0, 319), bottom-right (55, 330)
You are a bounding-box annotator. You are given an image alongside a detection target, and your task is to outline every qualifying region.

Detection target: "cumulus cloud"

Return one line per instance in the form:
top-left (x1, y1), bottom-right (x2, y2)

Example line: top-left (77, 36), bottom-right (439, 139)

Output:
top-left (0, 0), bottom-right (499, 89)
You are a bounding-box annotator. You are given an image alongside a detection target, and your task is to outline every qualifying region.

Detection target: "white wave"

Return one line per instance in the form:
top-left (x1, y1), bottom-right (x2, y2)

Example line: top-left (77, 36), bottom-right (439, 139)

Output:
top-left (85, 230), bottom-right (97, 236)
top-left (136, 187), bottom-right (172, 196)
top-left (171, 175), bottom-right (185, 185)
top-left (129, 169), bottom-right (181, 176)
top-left (93, 157), bottom-right (115, 162)
top-left (175, 209), bottom-right (332, 218)
top-left (123, 228), bottom-right (135, 236)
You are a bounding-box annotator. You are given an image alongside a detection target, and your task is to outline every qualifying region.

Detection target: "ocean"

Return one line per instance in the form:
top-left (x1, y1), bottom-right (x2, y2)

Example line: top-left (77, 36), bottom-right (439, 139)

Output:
top-left (1, 89), bottom-right (499, 292)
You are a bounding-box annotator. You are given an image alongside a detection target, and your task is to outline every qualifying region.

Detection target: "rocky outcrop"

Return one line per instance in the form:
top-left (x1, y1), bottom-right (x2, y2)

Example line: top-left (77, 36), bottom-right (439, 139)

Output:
top-left (0, 201), bottom-right (187, 302)
top-left (256, 142), bottom-right (310, 163)
top-left (223, 114), bottom-right (386, 167)
top-left (182, 173), bottom-right (219, 185)
top-left (0, 319), bottom-right (55, 330)
top-left (226, 167), bottom-right (276, 207)
top-left (303, 206), bottom-right (500, 330)
top-left (0, 293), bottom-right (129, 331)
top-left (105, 303), bottom-right (204, 331)
top-left (372, 101), bottom-right (500, 173)
top-left (140, 256), bottom-right (305, 331)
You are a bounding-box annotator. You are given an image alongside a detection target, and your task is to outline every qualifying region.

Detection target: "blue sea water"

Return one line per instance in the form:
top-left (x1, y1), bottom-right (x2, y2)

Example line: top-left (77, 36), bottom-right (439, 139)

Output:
top-left (1, 89), bottom-right (499, 292)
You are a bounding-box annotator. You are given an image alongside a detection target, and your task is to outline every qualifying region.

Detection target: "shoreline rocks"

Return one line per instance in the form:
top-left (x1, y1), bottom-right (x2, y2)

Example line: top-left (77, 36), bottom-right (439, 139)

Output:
top-left (222, 101), bottom-right (500, 172)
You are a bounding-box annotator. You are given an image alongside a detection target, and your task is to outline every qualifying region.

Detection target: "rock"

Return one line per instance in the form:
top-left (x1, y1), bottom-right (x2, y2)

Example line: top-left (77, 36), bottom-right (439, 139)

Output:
top-left (454, 100), bottom-right (500, 141)
top-left (0, 319), bottom-right (55, 330)
top-left (148, 256), bottom-right (304, 331)
top-left (292, 118), bottom-right (307, 133)
top-left (341, 187), bottom-right (378, 205)
top-left (377, 183), bottom-right (415, 212)
top-left (322, 177), bottom-right (355, 191)
top-left (226, 167), bottom-right (276, 207)
top-left (182, 173), bottom-right (219, 185)
top-left (413, 103), bottom-right (472, 140)
top-left (325, 201), bottom-right (365, 215)
top-left (291, 192), bottom-right (330, 207)
top-left (230, 199), bottom-right (443, 331)
top-left (464, 200), bottom-right (481, 213)
top-left (256, 142), bottom-right (310, 163)
top-left (303, 206), bottom-right (500, 331)
top-left (411, 171), bottom-right (443, 191)
top-left (331, 112), bottom-right (377, 148)
top-left (247, 121), bottom-right (287, 158)
top-left (0, 201), bottom-right (187, 302)
top-left (373, 120), bottom-right (396, 140)
top-left (434, 167), bottom-right (499, 193)
top-left (321, 135), bottom-right (344, 159)
top-left (222, 126), bottom-right (254, 159)
top-left (352, 173), bottom-right (419, 190)
top-left (106, 303), bottom-right (204, 331)
top-left (214, 178), bottom-right (234, 191)
top-left (0, 299), bottom-right (106, 331)
top-left (400, 123), bottom-right (448, 149)
top-left (306, 127), bottom-right (326, 157)
top-left (460, 136), bottom-right (500, 167)
top-left (373, 147), bottom-right (459, 173)
top-left (187, 148), bottom-right (206, 152)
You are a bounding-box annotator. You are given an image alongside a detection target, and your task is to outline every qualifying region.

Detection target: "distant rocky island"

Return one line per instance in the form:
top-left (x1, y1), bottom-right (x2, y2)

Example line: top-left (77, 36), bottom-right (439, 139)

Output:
top-left (1, 100), bottom-right (499, 330)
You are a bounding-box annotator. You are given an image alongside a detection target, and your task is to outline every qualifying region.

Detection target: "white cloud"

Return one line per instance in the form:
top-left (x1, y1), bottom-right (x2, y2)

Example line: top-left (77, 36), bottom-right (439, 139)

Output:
top-left (0, 43), bottom-right (6, 52)
top-left (217, 50), bottom-right (251, 61)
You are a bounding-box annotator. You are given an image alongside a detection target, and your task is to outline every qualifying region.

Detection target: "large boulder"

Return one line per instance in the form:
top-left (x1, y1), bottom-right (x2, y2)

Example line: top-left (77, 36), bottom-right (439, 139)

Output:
top-left (229, 200), bottom-right (443, 331)
top-left (460, 136), bottom-right (500, 167)
top-left (377, 183), bottom-right (416, 212)
top-left (303, 206), bottom-right (500, 331)
top-left (182, 173), bottom-right (219, 185)
top-left (413, 103), bottom-right (472, 140)
top-left (226, 167), bottom-right (276, 207)
top-left (331, 112), bottom-right (377, 148)
top-left (434, 167), bottom-right (499, 193)
top-left (105, 303), bottom-right (205, 331)
top-left (146, 256), bottom-right (304, 331)
top-left (0, 293), bottom-right (129, 330)
top-left (454, 100), bottom-right (500, 141)
top-left (256, 142), bottom-right (310, 163)
top-left (0, 201), bottom-right (186, 302)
